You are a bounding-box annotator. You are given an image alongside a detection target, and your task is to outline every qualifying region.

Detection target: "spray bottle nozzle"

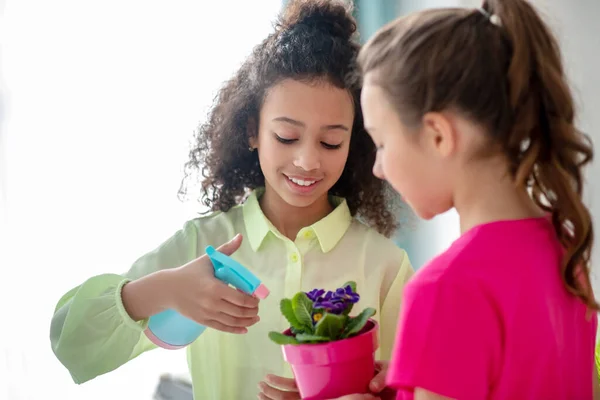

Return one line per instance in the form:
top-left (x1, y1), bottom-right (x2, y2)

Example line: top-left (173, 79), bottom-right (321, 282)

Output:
top-left (206, 245), bottom-right (270, 299)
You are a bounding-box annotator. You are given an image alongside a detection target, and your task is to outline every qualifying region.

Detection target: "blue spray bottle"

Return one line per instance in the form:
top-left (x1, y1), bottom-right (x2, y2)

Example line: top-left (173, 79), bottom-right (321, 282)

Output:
top-left (144, 245), bottom-right (270, 349)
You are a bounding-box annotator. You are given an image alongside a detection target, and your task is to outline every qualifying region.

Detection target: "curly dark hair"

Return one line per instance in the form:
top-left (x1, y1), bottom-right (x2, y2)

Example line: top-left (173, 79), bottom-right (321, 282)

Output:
top-left (179, 0), bottom-right (398, 237)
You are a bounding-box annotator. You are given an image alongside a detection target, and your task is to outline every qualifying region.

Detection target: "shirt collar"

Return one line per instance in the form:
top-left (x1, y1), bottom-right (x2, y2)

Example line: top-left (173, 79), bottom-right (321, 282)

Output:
top-left (242, 188), bottom-right (352, 253)
top-left (242, 189), bottom-right (272, 252)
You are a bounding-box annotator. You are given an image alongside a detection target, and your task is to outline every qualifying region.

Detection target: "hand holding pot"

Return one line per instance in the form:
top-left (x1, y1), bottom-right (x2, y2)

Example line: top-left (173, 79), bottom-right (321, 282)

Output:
top-left (257, 374), bottom-right (300, 400)
top-left (327, 361), bottom-right (395, 400)
top-left (368, 361), bottom-right (395, 399)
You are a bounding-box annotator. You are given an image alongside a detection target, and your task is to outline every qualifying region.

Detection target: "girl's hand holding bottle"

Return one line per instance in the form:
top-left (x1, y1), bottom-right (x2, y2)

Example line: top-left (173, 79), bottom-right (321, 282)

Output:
top-left (122, 234), bottom-right (261, 334)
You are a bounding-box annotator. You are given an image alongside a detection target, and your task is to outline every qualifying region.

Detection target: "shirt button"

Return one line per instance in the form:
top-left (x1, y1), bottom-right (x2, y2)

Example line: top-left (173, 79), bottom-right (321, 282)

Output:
top-left (290, 252), bottom-right (299, 263)
top-left (303, 230), bottom-right (313, 239)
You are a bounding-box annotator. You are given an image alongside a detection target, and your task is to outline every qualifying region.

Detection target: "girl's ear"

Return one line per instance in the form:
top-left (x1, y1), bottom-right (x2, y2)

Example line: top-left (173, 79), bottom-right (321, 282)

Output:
top-left (247, 118), bottom-right (258, 150)
top-left (249, 136), bottom-right (258, 150)
top-left (420, 111), bottom-right (457, 159)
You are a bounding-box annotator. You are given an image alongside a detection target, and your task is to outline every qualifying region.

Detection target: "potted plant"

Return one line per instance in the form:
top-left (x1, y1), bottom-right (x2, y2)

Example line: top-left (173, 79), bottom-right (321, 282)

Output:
top-left (268, 281), bottom-right (379, 400)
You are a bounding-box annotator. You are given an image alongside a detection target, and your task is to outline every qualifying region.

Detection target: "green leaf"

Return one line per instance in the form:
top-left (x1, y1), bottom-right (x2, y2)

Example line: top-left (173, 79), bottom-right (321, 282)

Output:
top-left (340, 281), bottom-right (357, 316)
top-left (268, 331), bottom-right (300, 345)
top-left (295, 333), bottom-right (330, 343)
top-left (290, 326), bottom-right (304, 335)
top-left (342, 307), bottom-right (376, 338)
top-left (315, 313), bottom-right (347, 340)
top-left (342, 303), bottom-right (354, 316)
top-left (280, 298), bottom-right (304, 330)
top-left (292, 292), bottom-right (314, 333)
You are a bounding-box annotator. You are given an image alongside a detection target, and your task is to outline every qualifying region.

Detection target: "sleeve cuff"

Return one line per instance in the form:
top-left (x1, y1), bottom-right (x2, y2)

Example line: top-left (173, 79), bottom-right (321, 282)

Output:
top-left (114, 278), bottom-right (149, 332)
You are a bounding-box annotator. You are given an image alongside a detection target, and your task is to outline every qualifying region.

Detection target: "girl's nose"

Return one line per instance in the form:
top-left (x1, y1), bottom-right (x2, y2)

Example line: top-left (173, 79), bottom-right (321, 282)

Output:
top-left (293, 144), bottom-right (321, 171)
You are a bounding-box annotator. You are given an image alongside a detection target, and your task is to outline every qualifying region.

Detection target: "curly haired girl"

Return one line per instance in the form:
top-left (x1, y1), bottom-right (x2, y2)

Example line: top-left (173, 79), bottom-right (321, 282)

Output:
top-left (50, 1), bottom-right (413, 399)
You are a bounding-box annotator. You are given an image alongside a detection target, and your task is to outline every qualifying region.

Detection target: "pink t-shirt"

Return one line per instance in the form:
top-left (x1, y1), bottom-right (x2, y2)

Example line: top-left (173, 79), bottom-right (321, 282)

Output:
top-left (387, 217), bottom-right (597, 400)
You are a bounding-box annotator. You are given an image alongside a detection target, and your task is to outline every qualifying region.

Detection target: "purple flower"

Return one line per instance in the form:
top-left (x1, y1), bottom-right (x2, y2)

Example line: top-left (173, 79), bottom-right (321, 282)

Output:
top-left (314, 299), bottom-right (346, 314)
top-left (308, 284), bottom-right (360, 317)
top-left (306, 289), bottom-right (325, 302)
top-left (335, 285), bottom-right (360, 304)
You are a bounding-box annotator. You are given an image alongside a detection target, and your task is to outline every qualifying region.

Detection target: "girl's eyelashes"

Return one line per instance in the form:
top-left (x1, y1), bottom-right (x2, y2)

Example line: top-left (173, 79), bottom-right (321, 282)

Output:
top-left (274, 134), bottom-right (296, 144)
top-left (274, 133), bottom-right (342, 150)
top-left (321, 142), bottom-right (342, 150)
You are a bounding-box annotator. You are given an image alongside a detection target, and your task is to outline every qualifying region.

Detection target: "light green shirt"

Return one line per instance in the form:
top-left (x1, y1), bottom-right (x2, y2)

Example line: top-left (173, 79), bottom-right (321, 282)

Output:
top-left (50, 189), bottom-right (414, 399)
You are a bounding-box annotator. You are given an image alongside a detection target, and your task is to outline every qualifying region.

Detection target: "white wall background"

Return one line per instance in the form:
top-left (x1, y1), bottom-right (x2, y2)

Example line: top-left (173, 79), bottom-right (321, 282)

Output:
top-left (0, 1), bottom-right (280, 399)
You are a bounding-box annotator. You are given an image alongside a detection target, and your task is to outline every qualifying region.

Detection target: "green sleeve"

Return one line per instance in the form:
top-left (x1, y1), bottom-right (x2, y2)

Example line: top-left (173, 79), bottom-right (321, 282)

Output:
top-left (50, 220), bottom-right (199, 384)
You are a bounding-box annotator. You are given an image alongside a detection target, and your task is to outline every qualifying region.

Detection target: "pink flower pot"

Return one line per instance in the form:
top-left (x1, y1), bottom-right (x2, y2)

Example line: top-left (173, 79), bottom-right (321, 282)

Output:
top-left (281, 319), bottom-right (379, 400)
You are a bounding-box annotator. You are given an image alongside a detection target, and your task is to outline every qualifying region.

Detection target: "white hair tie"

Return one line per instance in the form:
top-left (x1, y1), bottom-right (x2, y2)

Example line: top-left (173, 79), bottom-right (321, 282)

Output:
top-left (478, 8), bottom-right (502, 27)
